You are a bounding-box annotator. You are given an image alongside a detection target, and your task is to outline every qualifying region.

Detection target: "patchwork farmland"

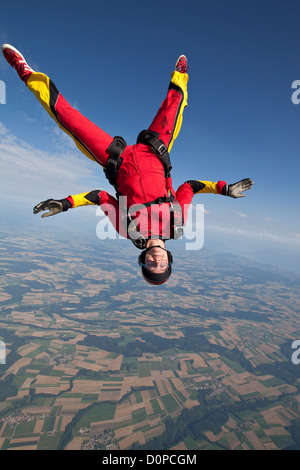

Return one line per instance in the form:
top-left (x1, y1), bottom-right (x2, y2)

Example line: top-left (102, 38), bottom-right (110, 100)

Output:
top-left (0, 229), bottom-right (300, 450)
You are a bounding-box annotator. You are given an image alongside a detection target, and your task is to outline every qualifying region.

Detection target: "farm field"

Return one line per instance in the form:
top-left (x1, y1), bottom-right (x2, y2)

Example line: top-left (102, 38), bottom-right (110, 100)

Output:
top-left (0, 228), bottom-right (300, 450)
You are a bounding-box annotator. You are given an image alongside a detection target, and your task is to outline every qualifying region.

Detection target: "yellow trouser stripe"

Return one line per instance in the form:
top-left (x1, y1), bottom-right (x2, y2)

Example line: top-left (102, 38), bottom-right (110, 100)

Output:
top-left (27, 73), bottom-right (54, 118)
top-left (168, 71), bottom-right (188, 152)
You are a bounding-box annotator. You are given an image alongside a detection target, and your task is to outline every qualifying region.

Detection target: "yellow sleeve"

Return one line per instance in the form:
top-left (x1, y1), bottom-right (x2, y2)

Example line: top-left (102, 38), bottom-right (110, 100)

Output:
top-left (195, 181), bottom-right (218, 194)
top-left (67, 190), bottom-right (101, 208)
top-left (186, 180), bottom-right (226, 195)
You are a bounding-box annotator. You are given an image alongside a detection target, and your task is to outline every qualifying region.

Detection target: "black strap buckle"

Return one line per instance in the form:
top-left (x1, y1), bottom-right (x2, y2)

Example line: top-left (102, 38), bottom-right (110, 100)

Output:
top-left (109, 158), bottom-right (119, 168)
top-left (157, 142), bottom-right (167, 156)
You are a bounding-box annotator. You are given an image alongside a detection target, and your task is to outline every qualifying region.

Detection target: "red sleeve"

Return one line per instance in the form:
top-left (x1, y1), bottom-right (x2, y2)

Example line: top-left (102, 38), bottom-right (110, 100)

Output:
top-left (98, 191), bottom-right (129, 239)
top-left (216, 180), bottom-right (227, 195)
top-left (175, 182), bottom-right (194, 224)
top-left (66, 195), bottom-right (74, 206)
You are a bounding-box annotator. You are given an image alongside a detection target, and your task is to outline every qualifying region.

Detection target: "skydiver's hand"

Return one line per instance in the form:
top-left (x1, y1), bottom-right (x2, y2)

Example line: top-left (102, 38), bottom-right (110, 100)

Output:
top-left (223, 178), bottom-right (253, 198)
top-left (33, 199), bottom-right (71, 218)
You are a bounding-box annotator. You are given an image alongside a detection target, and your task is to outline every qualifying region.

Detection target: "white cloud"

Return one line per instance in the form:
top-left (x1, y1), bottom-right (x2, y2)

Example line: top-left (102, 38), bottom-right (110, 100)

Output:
top-left (0, 122), bottom-right (8, 135)
top-left (205, 222), bottom-right (300, 250)
top-left (234, 211), bottom-right (247, 218)
top-left (0, 122), bottom-right (107, 204)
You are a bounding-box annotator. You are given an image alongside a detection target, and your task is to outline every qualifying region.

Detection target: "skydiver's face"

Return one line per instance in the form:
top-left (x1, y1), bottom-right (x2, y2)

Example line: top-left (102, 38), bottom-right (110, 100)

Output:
top-left (144, 246), bottom-right (169, 274)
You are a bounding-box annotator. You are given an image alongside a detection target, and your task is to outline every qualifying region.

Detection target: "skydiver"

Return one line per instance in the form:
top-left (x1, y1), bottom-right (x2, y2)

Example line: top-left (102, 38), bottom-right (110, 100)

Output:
top-left (1, 44), bottom-right (253, 285)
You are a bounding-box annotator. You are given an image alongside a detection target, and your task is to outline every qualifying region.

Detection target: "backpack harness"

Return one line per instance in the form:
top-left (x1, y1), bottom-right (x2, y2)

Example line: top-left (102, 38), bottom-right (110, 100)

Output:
top-left (104, 130), bottom-right (184, 249)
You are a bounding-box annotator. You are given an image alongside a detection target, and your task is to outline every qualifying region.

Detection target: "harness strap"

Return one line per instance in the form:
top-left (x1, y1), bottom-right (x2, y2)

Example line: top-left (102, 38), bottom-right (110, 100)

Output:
top-left (130, 195), bottom-right (175, 212)
top-left (104, 136), bottom-right (127, 188)
top-left (103, 133), bottom-right (183, 247)
top-left (104, 131), bottom-right (172, 188)
top-left (136, 130), bottom-right (172, 177)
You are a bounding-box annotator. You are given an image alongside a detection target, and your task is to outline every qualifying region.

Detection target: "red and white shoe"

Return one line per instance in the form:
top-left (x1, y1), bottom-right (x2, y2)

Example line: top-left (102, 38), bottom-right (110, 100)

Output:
top-left (175, 55), bottom-right (189, 73)
top-left (1, 44), bottom-right (35, 83)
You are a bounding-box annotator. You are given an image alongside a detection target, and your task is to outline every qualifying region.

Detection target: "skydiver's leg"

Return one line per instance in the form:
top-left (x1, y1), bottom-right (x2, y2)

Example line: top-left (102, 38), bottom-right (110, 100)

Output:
top-left (147, 69), bottom-right (188, 153)
top-left (26, 73), bottom-right (113, 167)
top-left (2, 44), bottom-right (114, 166)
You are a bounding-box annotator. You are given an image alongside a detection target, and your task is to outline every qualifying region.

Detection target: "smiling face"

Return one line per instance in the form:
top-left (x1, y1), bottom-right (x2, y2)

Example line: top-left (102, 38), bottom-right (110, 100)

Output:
top-left (144, 245), bottom-right (169, 274)
top-left (139, 239), bottom-right (173, 285)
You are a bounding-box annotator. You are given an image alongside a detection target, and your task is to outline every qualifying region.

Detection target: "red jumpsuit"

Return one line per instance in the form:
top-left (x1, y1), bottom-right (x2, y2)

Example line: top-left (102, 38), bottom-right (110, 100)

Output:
top-left (26, 70), bottom-right (226, 241)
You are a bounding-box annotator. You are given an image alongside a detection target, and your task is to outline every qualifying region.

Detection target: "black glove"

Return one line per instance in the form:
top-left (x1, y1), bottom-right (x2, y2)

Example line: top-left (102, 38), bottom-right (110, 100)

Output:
top-left (33, 198), bottom-right (71, 218)
top-left (223, 178), bottom-right (253, 198)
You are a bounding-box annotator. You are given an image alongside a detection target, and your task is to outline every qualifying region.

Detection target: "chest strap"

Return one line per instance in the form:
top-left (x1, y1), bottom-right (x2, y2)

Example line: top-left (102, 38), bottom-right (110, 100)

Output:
top-left (136, 130), bottom-right (172, 177)
top-left (131, 195), bottom-right (175, 212)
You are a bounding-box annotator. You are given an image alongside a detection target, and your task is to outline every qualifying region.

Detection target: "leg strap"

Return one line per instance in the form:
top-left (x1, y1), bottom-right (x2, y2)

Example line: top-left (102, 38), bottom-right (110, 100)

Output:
top-left (104, 136), bottom-right (127, 187)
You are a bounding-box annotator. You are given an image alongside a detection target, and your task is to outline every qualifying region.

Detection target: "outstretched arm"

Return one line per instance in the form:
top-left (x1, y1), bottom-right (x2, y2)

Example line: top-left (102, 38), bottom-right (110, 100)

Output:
top-left (176, 178), bottom-right (253, 221)
top-left (33, 190), bottom-right (128, 238)
top-left (33, 190), bottom-right (104, 217)
top-left (177, 178), bottom-right (253, 199)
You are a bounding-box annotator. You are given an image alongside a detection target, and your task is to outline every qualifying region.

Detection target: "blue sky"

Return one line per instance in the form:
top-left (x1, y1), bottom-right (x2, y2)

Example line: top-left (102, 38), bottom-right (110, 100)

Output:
top-left (1, 0), bottom-right (300, 273)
